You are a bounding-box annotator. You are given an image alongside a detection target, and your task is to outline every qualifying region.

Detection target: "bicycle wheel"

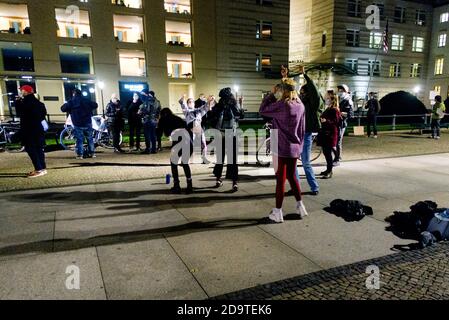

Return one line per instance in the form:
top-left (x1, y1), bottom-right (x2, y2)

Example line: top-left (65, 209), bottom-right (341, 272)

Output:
top-left (98, 131), bottom-right (115, 149)
top-left (256, 138), bottom-right (272, 167)
top-left (310, 137), bottom-right (322, 163)
top-left (60, 128), bottom-right (76, 150)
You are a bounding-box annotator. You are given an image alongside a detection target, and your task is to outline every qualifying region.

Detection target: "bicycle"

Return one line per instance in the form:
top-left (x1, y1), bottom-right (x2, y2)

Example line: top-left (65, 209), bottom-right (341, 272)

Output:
top-left (59, 115), bottom-right (123, 150)
top-left (256, 123), bottom-right (322, 167)
top-left (0, 120), bottom-right (25, 153)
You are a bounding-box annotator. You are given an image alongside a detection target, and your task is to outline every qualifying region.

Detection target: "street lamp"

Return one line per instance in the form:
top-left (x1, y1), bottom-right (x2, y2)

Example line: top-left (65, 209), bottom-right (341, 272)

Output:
top-left (413, 85), bottom-right (421, 96)
top-left (98, 81), bottom-right (105, 116)
top-left (234, 85), bottom-right (240, 99)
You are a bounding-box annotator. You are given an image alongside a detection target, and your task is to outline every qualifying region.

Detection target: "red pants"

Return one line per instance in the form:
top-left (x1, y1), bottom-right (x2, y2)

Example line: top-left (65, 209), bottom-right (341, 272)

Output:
top-left (275, 157), bottom-right (302, 209)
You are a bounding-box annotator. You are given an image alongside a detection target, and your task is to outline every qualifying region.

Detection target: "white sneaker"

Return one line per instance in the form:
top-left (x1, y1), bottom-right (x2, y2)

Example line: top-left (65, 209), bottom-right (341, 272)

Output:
top-left (28, 170), bottom-right (47, 178)
top-left (297, 201), bottom-right (309, 219)
top-left (269, 208), bottom-right (284, 223)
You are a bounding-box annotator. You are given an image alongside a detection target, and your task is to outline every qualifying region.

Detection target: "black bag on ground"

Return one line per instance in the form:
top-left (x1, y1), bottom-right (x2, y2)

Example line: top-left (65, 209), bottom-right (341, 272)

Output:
top-left (328, 199), bottom-right (373, 222)
top-left (385, 201), bottom-right (438, 240)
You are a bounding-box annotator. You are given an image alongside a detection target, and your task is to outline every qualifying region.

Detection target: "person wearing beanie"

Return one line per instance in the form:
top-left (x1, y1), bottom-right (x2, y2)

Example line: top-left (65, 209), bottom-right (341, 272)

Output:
top-left (259, 79), bottom-right (309, 223)
top-left (15, 85), bottom-right (48, 178)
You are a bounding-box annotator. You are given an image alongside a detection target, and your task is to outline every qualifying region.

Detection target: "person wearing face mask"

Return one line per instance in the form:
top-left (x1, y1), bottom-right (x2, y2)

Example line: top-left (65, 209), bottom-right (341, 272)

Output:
top-left (334, 84), bottom-right (354, 166)
top-left (106, 93), bottom-right (125, 153)
top-left (127, 92), bottom-right (143, 152)
top-left (259, 79), bottom-right (308, 223)
top-left (195, 94), bottom-right (209, 161)
top-left (179, 94), bottom-right (211, 160)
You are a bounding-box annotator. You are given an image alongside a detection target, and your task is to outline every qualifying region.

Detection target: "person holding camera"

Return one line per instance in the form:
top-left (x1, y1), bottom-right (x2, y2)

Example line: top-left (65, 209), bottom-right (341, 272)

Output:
top-left (15, 85), bottom-right (48, 178)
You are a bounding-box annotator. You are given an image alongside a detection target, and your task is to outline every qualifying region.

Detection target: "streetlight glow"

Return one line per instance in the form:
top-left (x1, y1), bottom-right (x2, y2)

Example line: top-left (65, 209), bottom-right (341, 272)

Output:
top-left (414, 86), bottom-right (421, 94)
top-left (98, 81), bottom-right (105, 90)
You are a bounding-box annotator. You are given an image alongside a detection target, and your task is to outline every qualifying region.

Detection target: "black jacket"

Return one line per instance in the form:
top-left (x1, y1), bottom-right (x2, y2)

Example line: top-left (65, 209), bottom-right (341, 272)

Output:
top-left (366, 98), bottom-right (381, 117)
top-left (208, 98), bottom-right (244, 130)
top-left (106, 101), bottom-right (125, 128)
top-left (15, 94), bottom-right (47, 145)
top-left (61, 96), bottom-right (98, 127)
top-left (127, 99), bottom-right (143, 124)
top-left (139, 95), bottom-right (161, 124)
top-left (339, 98), bottom-right (354, 128)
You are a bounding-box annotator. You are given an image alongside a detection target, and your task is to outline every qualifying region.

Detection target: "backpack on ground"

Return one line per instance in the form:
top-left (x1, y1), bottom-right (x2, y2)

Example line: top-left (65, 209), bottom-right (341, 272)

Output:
top-left (427, 209), bottom-right (449, 240)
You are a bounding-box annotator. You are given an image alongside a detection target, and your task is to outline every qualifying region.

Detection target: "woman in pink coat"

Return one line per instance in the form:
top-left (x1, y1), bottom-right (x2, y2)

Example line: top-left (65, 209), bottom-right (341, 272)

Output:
top-left (259, 79), bottom-right (308, 223)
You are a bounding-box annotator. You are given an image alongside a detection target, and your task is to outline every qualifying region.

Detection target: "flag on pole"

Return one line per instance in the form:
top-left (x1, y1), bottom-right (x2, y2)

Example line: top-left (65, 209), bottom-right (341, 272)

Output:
top-left (382, 20), bottom-right (389, 53)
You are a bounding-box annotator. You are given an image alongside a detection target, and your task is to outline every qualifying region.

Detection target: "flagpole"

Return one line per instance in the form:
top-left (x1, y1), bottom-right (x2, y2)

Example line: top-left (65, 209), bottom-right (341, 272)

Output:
top-left (366, 19), bottom-right (388, 101)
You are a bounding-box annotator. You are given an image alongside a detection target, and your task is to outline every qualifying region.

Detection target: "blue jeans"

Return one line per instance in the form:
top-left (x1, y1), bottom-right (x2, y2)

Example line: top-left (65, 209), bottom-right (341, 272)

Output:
top-left (144, 120), bottom-right (157, 153)
top-left (74, 125), bottom-right (95, 157)
top-left (296, 132), bottom-right (319, 192)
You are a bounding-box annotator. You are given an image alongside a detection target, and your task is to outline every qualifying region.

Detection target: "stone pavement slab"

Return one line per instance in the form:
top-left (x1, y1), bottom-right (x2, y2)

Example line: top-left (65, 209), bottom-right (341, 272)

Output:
top-left (0, 248), bottom-right (106, 300)
top-left (260, 210), bottom-right (411, 269)
top-left (166, 226), bottom-right (321, 297)
top-left (97, 239), bottom-right (207, 300)
top-left (0, 212), bottom-right (55, 260)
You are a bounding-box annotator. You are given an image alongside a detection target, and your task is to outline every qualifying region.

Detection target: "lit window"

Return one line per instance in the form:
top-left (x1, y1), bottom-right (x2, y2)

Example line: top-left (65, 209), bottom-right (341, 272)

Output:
top-left (434, 86), bottom-right (441, 94)
top-left (59, 45), bottom-right (94, 74)
top-left (0, 3), bottom-right (30, 34)
top-left (256, 21), bottom-right (272, 40)
top-left (345, 59), bottom-right (358, 73)
top-left (0, 41), bottom-right (34, 71)
top-left (113, 15), bottom-right (144, 43)
top-left (412, 37), bottom-right (424, 52)
top-left (440, 12), bottom-right (449, 23)
top-left (389, 63), bottom-right (401, 78)
top-left (119, 50), bottom-right (146, 77)
top-left (55, 8), bottom-right (91, 38)
top-left (111, 0), bottom-right (142, 9)
top-left (391, 34), bottom-right (404, 51)
top-left (438, 34), bottom-right (447, 47)
top-left (256, 54), bottom-right (272, 71)
top-left (435, 58), bottom-right (444, 75)
top-left (369, 32), bottom-right (382, 49)
top-left (410, 63), bottom-right (422, 78)
top-left (166, 20), bottom-right (192, 47)
top-left (164, 0), bottom-right (191, 15)
top-left (167, 53), bottom-right (192, 78)
top-left (368, 60), bottom-right (381, 76)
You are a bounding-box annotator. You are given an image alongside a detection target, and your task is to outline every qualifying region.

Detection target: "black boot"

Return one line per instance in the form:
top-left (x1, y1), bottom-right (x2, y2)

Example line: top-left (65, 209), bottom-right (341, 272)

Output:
top-left (171, 182), bottom-right (182, 194)
top-left (185, 179), bottom-right (194, 195)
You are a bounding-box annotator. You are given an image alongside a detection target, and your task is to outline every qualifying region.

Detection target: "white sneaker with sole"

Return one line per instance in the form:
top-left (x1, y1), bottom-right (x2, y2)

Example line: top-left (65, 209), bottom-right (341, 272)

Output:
top-left (269, 208), bottom-right (284, 223)
top-left (29, 170), bottom-right (48, 178)
top-left (297, 201), bottom-right (309, 219)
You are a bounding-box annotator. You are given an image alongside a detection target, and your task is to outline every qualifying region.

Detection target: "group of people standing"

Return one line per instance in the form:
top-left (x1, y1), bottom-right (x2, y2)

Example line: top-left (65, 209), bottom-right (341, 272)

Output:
top-left (258, 66), bottom-right (360, 223)
top-left (158, 88), bottom-right (245, 194)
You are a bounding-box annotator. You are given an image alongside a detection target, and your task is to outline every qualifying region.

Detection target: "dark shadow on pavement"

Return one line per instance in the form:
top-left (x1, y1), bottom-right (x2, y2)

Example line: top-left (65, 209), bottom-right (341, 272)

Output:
top-left (0, 217), bottom-right (276, 258)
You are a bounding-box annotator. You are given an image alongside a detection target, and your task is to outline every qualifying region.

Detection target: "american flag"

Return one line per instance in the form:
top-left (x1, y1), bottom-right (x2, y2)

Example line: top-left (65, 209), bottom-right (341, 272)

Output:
top-left (382, 20), bottom-right (389, 53)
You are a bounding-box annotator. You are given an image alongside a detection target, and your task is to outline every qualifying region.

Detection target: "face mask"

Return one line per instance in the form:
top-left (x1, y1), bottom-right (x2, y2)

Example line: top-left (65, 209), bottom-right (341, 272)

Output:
top-left (274, 91), bottom-right (283, 101)
top-left (338, 92), bottom-right (346, 100)
top-left (112, 99), bottom-right (118, 104)
top-left (325, 98), bottom-right (331, 106)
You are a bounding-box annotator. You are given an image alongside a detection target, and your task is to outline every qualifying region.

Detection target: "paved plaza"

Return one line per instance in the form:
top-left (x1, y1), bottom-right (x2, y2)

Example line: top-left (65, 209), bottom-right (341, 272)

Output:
top-left (0, 144), bottom-right (448, 299)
